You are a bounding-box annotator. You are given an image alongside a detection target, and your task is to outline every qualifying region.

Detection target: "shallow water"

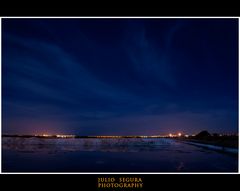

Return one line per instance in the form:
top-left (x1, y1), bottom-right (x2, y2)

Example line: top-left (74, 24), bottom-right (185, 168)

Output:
top-left (2, 137), bottom-right (238, 172)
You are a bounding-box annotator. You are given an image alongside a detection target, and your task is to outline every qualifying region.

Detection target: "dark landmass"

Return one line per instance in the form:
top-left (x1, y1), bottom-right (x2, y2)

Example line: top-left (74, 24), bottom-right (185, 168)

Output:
top-left (176, 131), bottom-right (238, 149)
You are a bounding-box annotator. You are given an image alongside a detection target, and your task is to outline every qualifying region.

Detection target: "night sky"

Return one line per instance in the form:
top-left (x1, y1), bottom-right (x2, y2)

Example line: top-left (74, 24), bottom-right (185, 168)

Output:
top-left (2, 18), bottom-right (238, 136)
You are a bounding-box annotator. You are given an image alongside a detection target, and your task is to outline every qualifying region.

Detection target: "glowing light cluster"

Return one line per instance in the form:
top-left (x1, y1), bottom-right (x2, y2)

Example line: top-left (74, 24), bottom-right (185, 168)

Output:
top-left (42, 134), bottom-right (51, 137)
top-left (56, 135), bottom-right (75, 138)
top-left (168, 133), bottom-right (182, 138)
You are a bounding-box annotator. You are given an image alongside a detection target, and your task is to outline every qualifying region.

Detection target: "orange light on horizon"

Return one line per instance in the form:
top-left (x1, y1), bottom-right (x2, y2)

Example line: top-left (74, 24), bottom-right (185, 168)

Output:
top-left (56, 134), bottom-right (75, 138)
top-left (42, 134), bottom-right (51, 137)
top-left (178, 133), bottom-right (182, 137)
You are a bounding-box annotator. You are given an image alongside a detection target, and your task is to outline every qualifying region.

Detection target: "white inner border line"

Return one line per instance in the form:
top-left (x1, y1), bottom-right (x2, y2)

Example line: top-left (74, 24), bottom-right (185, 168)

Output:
top-left (238, 17), bottom-right (240, 173)
top-left (0, 17), bottom-right (2, 174)
top-left (0, 17), bottom-right (240, 19)
top-left (0, 16), bottom-right (239, 174)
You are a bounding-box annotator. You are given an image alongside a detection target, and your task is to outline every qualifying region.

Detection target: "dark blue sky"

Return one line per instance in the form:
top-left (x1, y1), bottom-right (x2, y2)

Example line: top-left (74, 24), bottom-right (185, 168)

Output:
top-left (2, 18), bottom-right (238, 135)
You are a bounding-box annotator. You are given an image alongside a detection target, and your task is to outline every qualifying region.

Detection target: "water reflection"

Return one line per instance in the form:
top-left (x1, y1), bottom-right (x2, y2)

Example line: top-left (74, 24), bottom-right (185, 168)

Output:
top-left (2, 137), bottom-right (174, 153)
top-left (2, 137), bottom-right (238, 172)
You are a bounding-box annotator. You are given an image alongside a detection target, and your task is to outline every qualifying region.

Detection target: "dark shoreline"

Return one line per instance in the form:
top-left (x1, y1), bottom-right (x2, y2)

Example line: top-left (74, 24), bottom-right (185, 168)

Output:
top-left (177, 137), bottom-right (238, 149)
top-left (2, 135), bottom-right (166, 139)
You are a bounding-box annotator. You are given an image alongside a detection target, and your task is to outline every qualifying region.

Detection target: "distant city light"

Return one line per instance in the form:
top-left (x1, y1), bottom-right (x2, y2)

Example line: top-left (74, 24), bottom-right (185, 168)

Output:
top-left (56, 135), bottom-right (75, 138)
top-left (42, 134), bottom-right (51, 137)
top-left (178, 133), bottom-right (182, 137)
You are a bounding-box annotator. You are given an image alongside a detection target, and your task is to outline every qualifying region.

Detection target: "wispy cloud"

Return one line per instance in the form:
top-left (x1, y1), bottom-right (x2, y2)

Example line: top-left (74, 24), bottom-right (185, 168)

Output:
top-left (4, 34), bottom-right (140, 100)
top-left (124, 22), bottom-right (177, 90)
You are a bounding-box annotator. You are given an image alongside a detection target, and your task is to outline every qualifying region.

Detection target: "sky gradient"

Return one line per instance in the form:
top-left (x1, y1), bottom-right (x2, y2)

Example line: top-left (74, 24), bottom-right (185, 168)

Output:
top-left (2, 18), bottom-right (238, 135)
